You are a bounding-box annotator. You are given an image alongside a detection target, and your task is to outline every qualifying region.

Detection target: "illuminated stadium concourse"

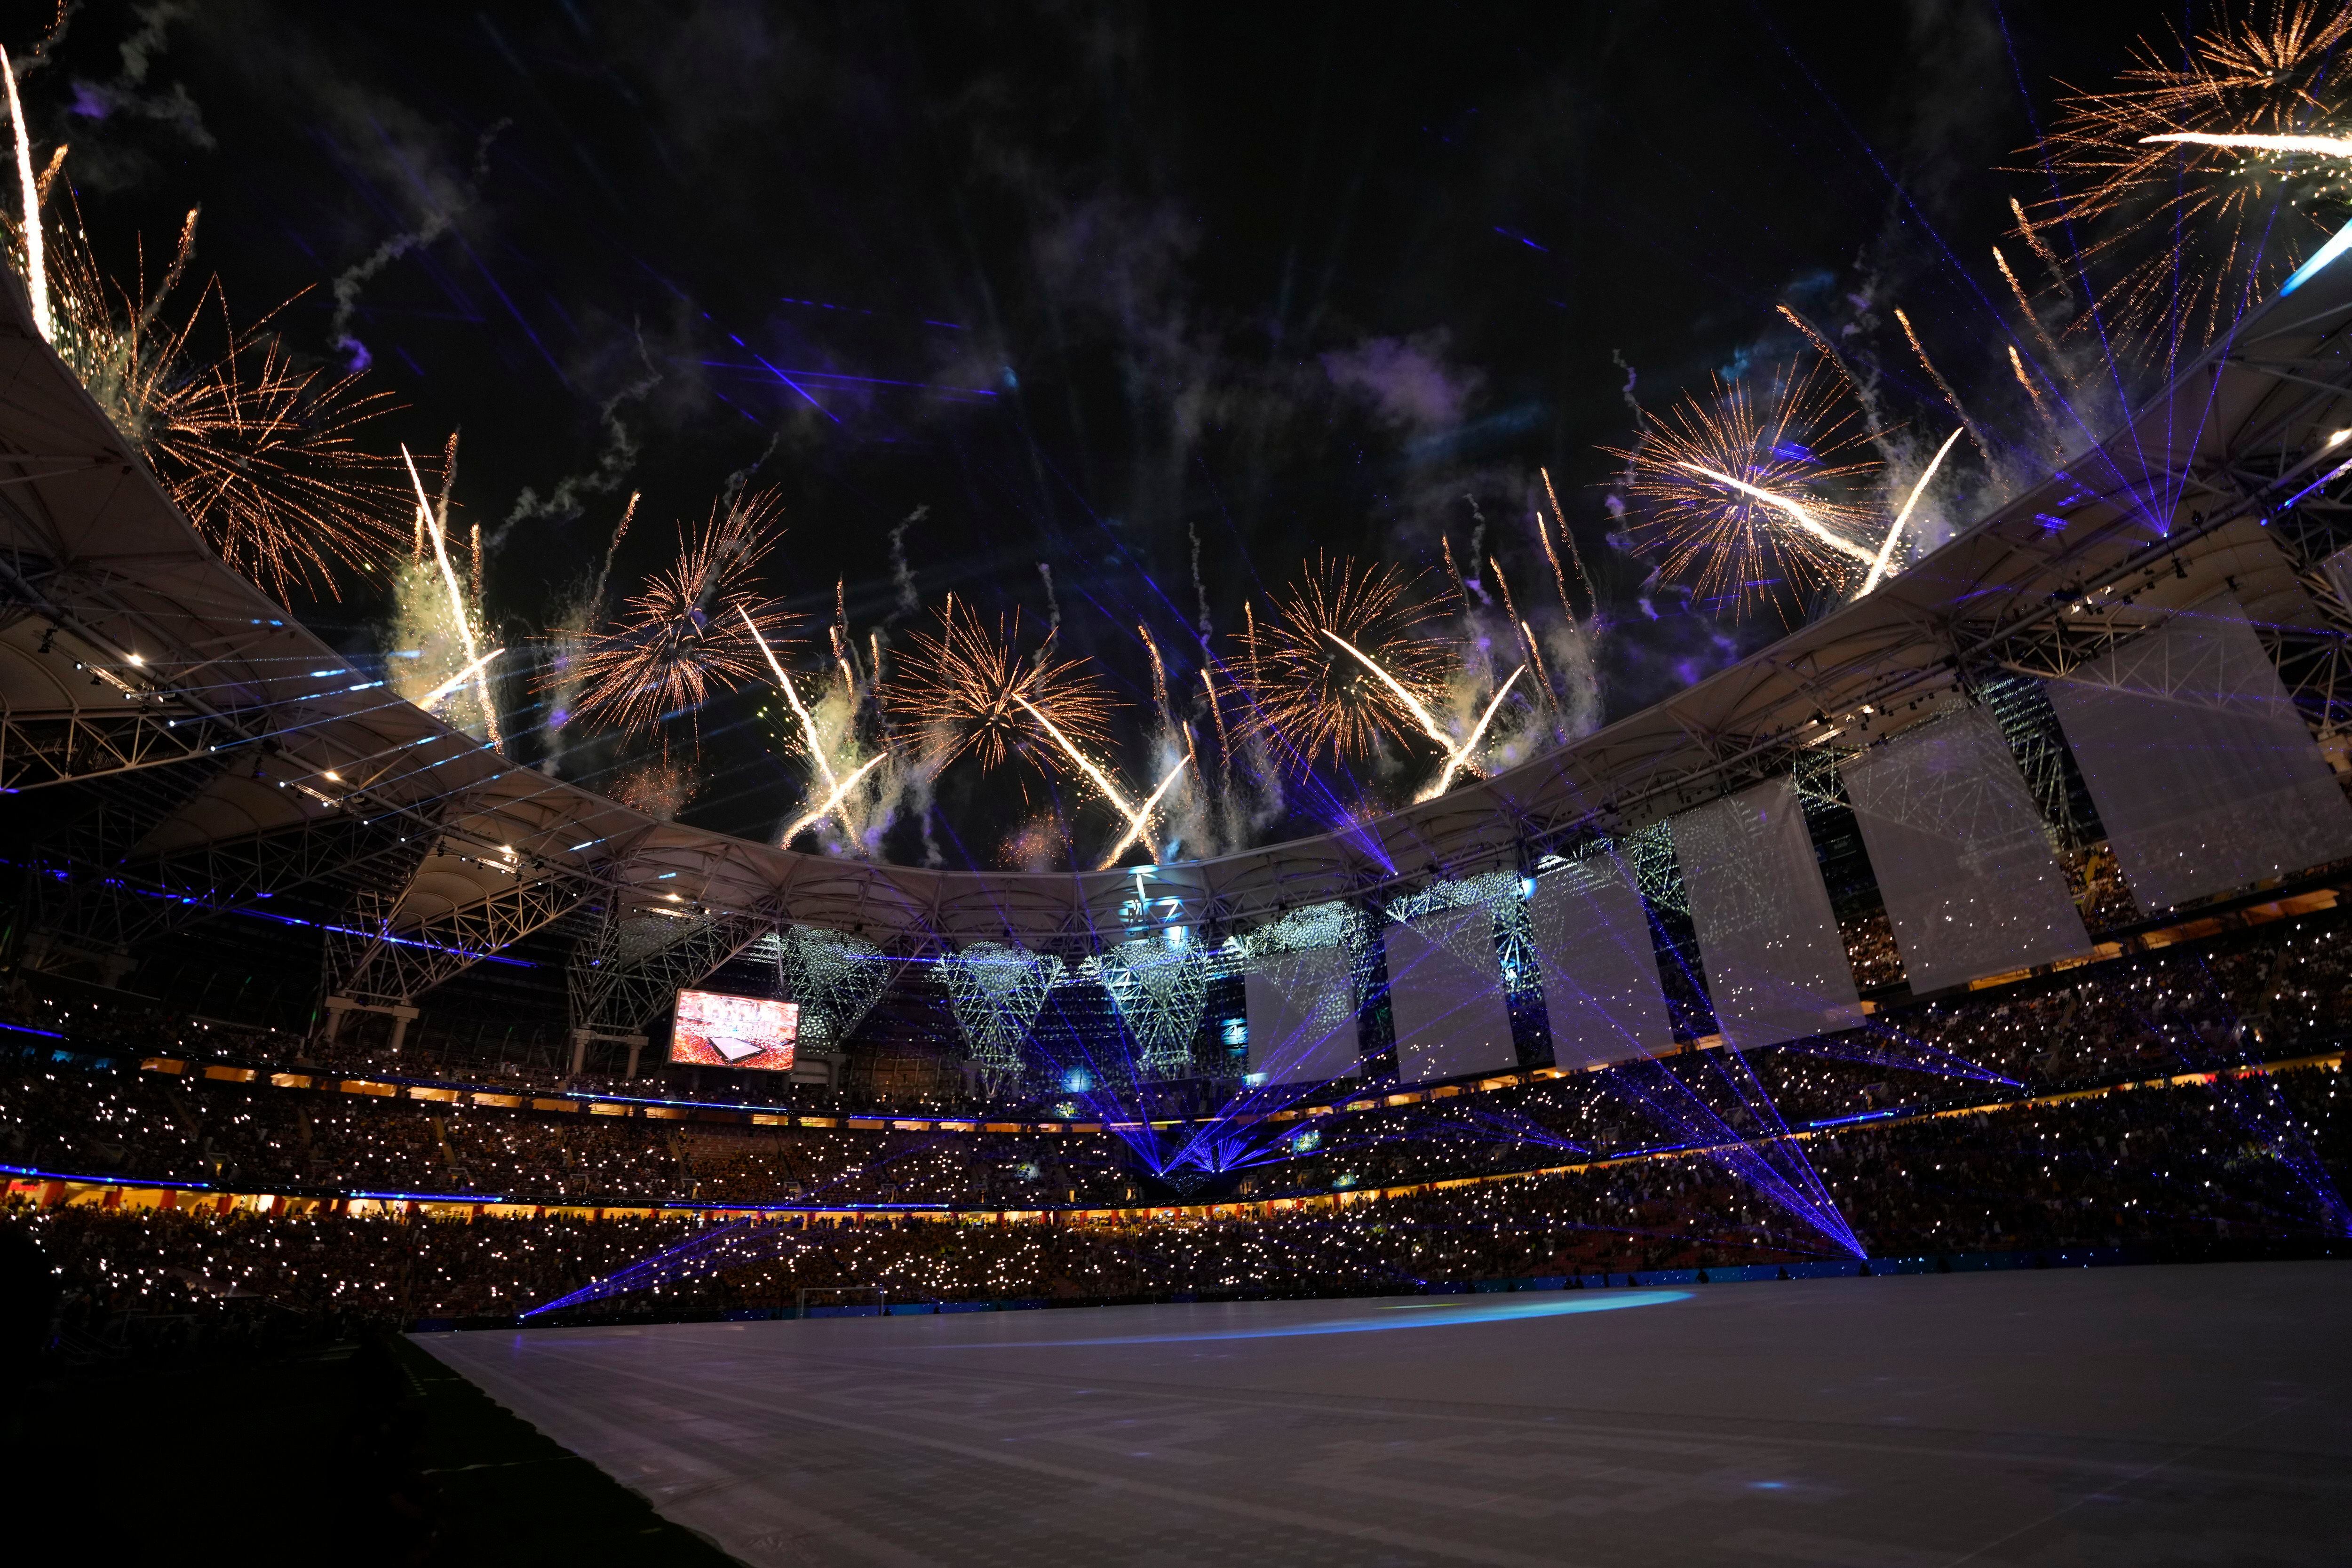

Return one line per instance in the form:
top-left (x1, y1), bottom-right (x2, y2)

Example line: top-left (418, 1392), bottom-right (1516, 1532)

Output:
top-left (7, 7), bottom-right (2352, 1564)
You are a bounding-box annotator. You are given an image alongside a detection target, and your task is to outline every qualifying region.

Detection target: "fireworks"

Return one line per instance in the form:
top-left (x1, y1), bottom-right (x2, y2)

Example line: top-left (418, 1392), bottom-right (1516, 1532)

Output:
top-left (2018, 1), bottom-right (2352, 363)
top-left (0, 78), bottom-right (405, 601)
top-left (1859, 427), bottom-right (1965, 597)
top-left (557, 491), bottom-right (798, 745)
top-left (885, 596), bottom-right (1117, 778)
top-left (1602, 358), bottom-right (1880, 616)
top-left (1245, 554), bottom-right (1454, 764)
top-left (26, 200), bottom-right (406, 599)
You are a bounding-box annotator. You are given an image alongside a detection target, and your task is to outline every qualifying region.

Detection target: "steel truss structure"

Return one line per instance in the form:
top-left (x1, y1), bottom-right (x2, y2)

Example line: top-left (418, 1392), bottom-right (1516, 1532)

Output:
top-left (6, 250), bottom-right (2352, 1043)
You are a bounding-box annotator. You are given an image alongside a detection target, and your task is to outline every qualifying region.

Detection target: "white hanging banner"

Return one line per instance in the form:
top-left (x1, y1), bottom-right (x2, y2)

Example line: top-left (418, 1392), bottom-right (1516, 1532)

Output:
top-left (1244, 944), bottom-right (1360, 1087)
top-left (2044, 595), bottom-right (2352, 911)
top-left (1673, 776), bottom-right (1865, 1048)
top-left (1526, 851), bottom-right (1673, 1068)
top-left (1841, 707), bottom-right (2093, 992)
top-left (1386, 906), bottom-right (1518, 1084)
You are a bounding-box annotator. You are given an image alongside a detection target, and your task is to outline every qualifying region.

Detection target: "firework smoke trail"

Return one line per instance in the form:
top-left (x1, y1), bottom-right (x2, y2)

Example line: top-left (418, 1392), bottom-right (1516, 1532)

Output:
top-left (1097, 755), bottom-right (1191, 868)
top-left (1037, 561), bottom-right (1061, 640)
top-left (886, 505), bottom-right (925, 621)
top-left (1189, 517), bottom-right (1213, 640)
top-left (1894, 307), bottom-right (1988, 466)
top-left (1538, 467), bottom-right (1596, 614)
top-left (782, 754), bottom-right (887, 844)
top-left (590, 491), bottom-right (640, 608)
top-left (1677, 463), bottom-right (1877, 564)
top-left (1860, 426), bottom-right (1965, 597)
top-left (328, 120), bottom-right (508, 372)
top-left (3, 48), bottom-right (46, 342)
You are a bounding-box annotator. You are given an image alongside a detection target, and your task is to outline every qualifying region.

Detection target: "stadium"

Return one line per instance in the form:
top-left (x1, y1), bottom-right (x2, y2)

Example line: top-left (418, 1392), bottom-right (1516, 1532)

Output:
top-left (7, 8), bottom-right (2352, 1564)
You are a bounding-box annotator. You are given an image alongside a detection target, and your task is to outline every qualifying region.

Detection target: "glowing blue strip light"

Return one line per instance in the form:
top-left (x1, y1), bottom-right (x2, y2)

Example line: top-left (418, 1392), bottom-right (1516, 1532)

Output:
top-left (940, 1292), bottom-right (1693, 1346)
top-left (1806, 1107), bottom-right (1906, 1128)
top-left (0, 1161), bottom-right (216, 1191)
top-left (0, 1019), bottom-right (67, 1039)
top-left (2282, 216), bottom-right (2352, 295)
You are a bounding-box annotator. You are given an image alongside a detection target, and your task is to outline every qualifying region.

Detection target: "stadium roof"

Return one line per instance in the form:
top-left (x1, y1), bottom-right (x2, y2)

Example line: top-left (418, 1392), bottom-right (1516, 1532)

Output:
top-left (6, 259), bottom-right (2352, 985)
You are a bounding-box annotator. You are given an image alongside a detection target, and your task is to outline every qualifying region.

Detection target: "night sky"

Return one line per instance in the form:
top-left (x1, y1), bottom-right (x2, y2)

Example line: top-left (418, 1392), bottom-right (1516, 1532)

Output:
top-left (21, 3), bottom-right (2140, 868)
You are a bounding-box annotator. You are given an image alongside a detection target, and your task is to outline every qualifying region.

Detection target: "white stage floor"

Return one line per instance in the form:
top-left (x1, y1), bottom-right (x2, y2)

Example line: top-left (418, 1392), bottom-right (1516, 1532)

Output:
top-left (417, 1263), bottom-right (2352, 1566)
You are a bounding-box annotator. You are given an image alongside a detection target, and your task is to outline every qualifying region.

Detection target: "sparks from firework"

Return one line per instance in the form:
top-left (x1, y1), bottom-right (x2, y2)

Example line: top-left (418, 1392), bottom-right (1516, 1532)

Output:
top-left (888, 596), bottom-right (1115, 778)
top-left (401, 445), bottom-right (501, 750)
top-left (2142, 130), bottom-right (2352, 158)
top-left (2018, 2), bottom-right (2352, 362)
top-left (558, 492), bottom-right (796, 746)
top-left (1201, 664), bottom-right (1233, 777)
top-left (14, 154), bottom-right (405, 601)
top-left (1893, 307), bottom-right (1987, 465)
top-left (1859, 427), bottom-right (1965, 597)
top-left (1248, 555), bottom-right (1454, 764)
top-left (1424, 664), bottom-right (1526, 800)
top-left (1603, 359), bottom-right (1880, 616)
top-left (2007, 344), bottom-right (2061, 445)
top-left (1675, 464), bottom-right (1876, 564)
top-left (2, 48), bottom-right (45, 341)
top-left (782, 754), bottom-right (888, 844)
top-left (740, 602), bottom-right (877, 839)
top-left (1990, 246), bottom-right (2066, 366)
top-left (1096, 755), bottom-right (1192, 868)
top-left (420, 647), bottom-right (505, 708)
top-left (1008, 694), bottom-right (1154, 849)
top-left (1486, 556), bottom-right (1550, 708)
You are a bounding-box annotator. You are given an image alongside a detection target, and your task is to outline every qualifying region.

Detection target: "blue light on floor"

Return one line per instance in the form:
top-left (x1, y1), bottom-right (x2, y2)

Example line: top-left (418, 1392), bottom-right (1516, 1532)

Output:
top-left (938, 1291), bottom-right (1691, 1347)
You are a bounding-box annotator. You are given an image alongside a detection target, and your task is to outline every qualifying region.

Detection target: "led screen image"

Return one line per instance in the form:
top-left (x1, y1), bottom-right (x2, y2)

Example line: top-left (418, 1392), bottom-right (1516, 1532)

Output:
top-left (668, 989), bottom-right (800, 1071)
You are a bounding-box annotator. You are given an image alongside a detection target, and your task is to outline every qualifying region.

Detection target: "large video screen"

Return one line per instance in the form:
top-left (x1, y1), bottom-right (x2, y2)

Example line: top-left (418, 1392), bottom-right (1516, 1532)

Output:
top-left (668, 989), bottom-right (799, 1071)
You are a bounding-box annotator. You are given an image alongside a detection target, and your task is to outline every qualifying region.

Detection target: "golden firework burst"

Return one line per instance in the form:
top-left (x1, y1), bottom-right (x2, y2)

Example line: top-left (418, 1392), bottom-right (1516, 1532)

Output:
top-left (1601, 358), bottom-right (1880, 619)
top-left (885, 596), bottom-right (1117, 778)
top-left (558, 490), bottom-right (798, 745)
top-left (2017, 0), bottom-right (2352, 365)
top-left (1242, 553), bottom-right (1453, 765)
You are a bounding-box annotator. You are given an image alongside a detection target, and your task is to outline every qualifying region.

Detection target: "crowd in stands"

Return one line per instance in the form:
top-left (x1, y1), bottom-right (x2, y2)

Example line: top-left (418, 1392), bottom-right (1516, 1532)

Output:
top-left (11, 1060), bottom-right (2342, 1335)
top-left (4, 907), bottom-right (2350, 1343)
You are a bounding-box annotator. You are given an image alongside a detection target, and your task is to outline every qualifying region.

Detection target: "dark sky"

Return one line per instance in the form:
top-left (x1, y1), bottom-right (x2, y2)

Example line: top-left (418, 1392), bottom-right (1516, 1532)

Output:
top-left (20, 2), bottom-right (2140, 867)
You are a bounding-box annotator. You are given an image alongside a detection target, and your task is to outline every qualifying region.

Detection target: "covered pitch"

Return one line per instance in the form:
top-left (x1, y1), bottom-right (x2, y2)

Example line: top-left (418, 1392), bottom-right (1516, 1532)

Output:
top-left (419, 1263), bottom-right (2351, 1565)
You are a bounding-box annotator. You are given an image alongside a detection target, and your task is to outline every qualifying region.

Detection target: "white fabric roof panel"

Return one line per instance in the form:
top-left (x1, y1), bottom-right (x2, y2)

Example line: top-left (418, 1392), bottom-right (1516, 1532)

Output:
top-left (1840, 707), bottom-right (2093, 993)
top-left (1385, 907), bottom-right (1518, 1085)
top-left (1526, 850), bottom-right (1674, 1068)
top-left (1242, 944), bottom-right (1362, 1088)
top-left (2043, 596), bottom-right (2352, 912)
top-left (1672, 776), bottom-right (1865, 1048)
